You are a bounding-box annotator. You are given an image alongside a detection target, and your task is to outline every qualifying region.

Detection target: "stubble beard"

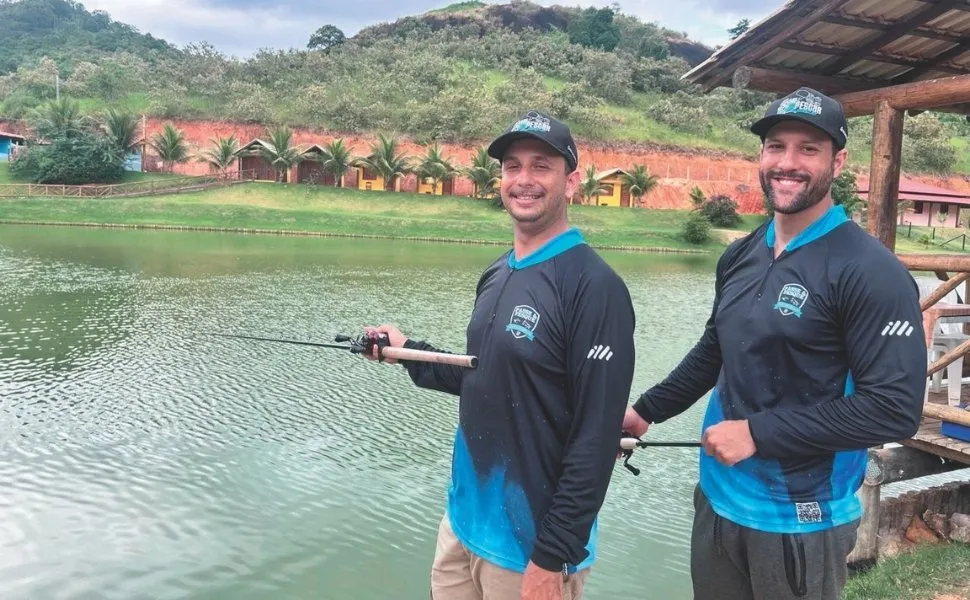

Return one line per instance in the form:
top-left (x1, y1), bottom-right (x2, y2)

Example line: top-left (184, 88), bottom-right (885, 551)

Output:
top-left (760, 164), bottom-right (835, 215)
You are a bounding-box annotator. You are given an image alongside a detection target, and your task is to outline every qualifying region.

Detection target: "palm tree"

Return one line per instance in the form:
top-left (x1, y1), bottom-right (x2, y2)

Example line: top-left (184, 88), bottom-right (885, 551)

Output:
top-left (465, 147), bottom-right (501, 200)
top-left (579, 165), bottom-right (609, 205)
top-left (319, 139), bottom-right (353, 187)
top-left (148, 123), bottom-right (189, 173)
top-left (259, 125), bottom-right (305, 183)
top-left (102, 108), bottom-right (140, 156)
top-left (198, 134), bottom-right (239, 178)
top-left (620, 164), bottom-right (660, 208)
top-left (354, 134), bottom-right (410, 191)
top-left (31, 97), bottom-right (87, 139)
top-left (416, 143), bottom-right (457, 195)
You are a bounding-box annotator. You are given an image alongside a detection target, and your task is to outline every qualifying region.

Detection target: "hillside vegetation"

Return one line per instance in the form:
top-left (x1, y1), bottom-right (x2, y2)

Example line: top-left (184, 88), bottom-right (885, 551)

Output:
top-left (0, 0), bottom-right (965, 175)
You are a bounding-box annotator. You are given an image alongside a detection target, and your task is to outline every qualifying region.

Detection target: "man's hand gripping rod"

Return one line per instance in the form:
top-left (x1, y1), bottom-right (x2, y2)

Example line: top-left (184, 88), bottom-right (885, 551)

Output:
top-left (619, 432), bottom-right (701, 476)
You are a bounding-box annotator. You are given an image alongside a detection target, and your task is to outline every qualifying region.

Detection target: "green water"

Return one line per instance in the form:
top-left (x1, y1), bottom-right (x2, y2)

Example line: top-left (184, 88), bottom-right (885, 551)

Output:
top-left (0, 225), bottom-right (765, 598)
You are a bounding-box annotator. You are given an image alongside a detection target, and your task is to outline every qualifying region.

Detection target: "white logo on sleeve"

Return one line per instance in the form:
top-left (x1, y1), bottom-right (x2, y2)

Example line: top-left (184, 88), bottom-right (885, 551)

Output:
top-left (587, 344), bottom-right (613, 361)
top-left (881, 320), bottom-right (914, 337)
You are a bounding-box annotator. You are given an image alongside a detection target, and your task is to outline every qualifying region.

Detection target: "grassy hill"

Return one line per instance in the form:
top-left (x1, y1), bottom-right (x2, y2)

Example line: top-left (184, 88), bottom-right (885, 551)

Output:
top-left (0, 0), bottom-right (965, 175)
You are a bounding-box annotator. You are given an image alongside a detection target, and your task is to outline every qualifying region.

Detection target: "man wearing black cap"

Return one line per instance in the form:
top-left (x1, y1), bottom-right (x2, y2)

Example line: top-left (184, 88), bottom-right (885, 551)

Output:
top-left (622, 87), bottom-right (926, 599)
top-left (364, 110), bottom-right (636, 599)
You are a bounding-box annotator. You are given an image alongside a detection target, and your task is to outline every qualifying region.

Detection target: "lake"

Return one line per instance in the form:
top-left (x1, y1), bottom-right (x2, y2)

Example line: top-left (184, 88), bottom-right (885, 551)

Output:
top-left (0, 224), bottom-right (962, 600)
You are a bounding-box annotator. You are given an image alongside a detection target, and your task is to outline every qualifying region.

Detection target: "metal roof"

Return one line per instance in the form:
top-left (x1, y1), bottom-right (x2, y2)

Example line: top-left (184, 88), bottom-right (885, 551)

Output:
top-left (684, 0), bottom-right (970, 98)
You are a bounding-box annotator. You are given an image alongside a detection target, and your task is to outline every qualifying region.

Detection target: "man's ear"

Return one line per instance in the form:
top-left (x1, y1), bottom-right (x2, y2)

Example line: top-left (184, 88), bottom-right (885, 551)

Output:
top-left (565, 168), bottom-right (581, 199)
top-left (833, 147), bottom-right (848, 178)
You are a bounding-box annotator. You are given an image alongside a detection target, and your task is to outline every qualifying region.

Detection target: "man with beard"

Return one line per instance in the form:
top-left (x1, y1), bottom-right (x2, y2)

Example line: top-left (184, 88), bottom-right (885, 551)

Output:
top-left (621, 87), bottom-right (926, 600)
top-left (364, 110), bottom-right (636, 600)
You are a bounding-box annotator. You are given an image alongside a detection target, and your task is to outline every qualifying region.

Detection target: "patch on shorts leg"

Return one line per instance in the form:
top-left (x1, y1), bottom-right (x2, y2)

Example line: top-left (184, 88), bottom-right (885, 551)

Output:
top-left (795, 502), bottom-right (822, 523)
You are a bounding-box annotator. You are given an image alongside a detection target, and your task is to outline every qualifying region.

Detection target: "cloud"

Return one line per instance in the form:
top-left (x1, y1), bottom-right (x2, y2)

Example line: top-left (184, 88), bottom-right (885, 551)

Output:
top-left (78, 0), bottom-right (776, 58)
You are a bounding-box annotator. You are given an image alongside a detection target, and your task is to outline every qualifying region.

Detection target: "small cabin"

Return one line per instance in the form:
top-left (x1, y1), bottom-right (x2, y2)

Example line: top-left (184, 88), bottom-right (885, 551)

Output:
top-left (296, 144), bottom-right (341, 185)
top-left (593, 168), bottom-right (632, 207)
top-left (0, 131), bottom-right (26, 161)
top-left (355, 166), bottom-right (401, 192)
top-left (236, 138), bottom-right (279, 181)
top-left (417, 177), bottom-right (455, 195)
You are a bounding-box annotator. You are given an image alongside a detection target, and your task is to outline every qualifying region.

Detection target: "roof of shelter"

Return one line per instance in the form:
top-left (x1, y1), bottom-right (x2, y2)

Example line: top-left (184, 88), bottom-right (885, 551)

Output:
top-left (857, 174), bottom-right (970, 205)
top-left (684, 0), bottom-right (970, 97)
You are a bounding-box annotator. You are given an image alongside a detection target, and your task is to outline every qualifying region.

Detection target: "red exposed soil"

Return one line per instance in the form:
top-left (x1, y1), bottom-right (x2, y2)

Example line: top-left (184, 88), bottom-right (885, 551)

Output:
top-left (7, 115), bottom-right (967, 214)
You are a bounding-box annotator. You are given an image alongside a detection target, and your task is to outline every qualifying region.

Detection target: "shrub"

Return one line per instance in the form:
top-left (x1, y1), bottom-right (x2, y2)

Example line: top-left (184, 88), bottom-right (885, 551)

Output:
top-left (10, 130), bottom-right (125, 184)
top-left (699, 194), bottom-right (742, 227)
top-left (682, 211), bottom-right (711, 244)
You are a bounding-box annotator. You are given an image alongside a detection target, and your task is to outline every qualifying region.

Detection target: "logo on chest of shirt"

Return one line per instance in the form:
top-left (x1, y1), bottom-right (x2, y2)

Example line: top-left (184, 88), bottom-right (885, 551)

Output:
top-left (506, 304), bottom-right (540, 341)
top-left (773, 283), bottom-right (809, 318)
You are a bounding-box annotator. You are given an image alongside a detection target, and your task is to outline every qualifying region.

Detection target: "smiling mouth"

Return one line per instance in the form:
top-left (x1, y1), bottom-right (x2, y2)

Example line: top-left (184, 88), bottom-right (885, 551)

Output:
top-left (512, 192), bottom-right (543, 202)
top-left (772, 176), bottom-right (807, 189)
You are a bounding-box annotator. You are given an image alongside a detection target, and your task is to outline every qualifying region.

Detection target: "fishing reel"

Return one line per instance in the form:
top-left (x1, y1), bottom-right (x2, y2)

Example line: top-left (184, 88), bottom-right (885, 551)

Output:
top-left (620, 431), bottom-right (643, 476)
top-left (334, 331), bottom-right (390, 360)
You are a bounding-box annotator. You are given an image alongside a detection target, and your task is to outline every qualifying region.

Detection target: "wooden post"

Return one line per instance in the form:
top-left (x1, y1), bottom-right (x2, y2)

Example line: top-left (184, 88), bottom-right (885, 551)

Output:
top-left (848, 446), bottom-right (968, 566)
top-left (848, 481), bottom-right (881, 566)
top-left (867, 101), bottom-right (904, 251)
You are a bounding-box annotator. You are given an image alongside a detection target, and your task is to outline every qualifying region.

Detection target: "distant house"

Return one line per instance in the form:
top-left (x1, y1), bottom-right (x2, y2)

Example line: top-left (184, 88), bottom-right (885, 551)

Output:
top-left (295, 144), bottom-right (343, 185)
top-left (355, 165), bottom-right (401, 192)
top-left (235, 138), bottom-right (280, 181)
top-left (858, 176), bottom-right (970, 228)
top-left (0, 131), bottom-right (26, 161)
top-left (417, 176), bottom-right (454, 195)
top-left (592, 168), bottom-right (632, 207)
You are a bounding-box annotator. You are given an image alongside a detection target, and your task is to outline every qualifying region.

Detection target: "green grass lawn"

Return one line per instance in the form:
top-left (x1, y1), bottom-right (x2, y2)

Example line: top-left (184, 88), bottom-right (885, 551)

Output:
top-left (842, 543), bottom-right (970, 600)
top-left (0, 182), bottom-right (742, 251)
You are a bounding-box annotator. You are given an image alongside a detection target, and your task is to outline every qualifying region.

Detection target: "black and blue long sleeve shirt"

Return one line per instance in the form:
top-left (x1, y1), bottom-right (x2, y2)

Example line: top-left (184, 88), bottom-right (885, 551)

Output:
top-left (400, 227), bottom-right (636, 573)
top-left (634, 205), bottom-right (926, 533)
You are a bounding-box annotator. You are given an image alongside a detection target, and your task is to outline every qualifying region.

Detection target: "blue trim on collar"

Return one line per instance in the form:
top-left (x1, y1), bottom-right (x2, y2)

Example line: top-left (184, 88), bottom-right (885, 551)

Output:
top-left (766, 204), bottom-right (849, 253)
top-left (507, 227), bottom-right (586, 270)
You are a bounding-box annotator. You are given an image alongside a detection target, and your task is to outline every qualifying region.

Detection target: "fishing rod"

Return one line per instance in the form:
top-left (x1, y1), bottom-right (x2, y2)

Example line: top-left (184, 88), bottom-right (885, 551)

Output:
top-left (204, 331), bottom-right (478, 368)
top-left (619, 433), bottom-right (702, 476)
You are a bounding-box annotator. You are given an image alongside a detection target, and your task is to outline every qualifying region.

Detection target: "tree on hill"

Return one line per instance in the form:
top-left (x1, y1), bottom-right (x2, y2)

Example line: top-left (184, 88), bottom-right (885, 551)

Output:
top-left (259, 125), bottom-right (305, 183)
top-left (465, 147), bottom-right (501, 203)
top-left (728, 19), bottom-right (750, 40)
top-left (579, 166), bottom-right (610, 205)
top-left (416, 143), bottom-right (457, 195)
top-left (9, 96), bottom-right (125, 184)
top-left (308, 25), bottom-right (346, 51)
top-left (354, 134), bottom-right (411, 192)
top-left (319, 139), bottom-right (353, 187)
top-left (198, 134), bottom-right (239, 178)
top-left (567, 6), bottom-right (621, 52)
top-left (619, 164), bottom-right (658, 208)
top-left (148, 123), bottom-right (189, 173)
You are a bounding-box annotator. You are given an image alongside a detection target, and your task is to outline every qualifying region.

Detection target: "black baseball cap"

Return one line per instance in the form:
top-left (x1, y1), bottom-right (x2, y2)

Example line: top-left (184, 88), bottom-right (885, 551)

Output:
top-left (487, 110), bottom-right (579, 172)
top-left (750, 87), bottom-right (849, 150)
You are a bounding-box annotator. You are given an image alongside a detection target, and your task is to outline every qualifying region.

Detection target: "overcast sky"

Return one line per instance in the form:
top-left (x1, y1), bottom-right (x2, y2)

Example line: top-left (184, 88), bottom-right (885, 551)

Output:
top-left (77, 0), bottom-right (779, 58)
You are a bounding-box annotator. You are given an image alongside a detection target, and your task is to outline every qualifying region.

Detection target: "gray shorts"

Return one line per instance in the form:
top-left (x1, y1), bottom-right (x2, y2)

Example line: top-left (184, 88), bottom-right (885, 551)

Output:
top-left (691, 485), bottom-right (860, 600)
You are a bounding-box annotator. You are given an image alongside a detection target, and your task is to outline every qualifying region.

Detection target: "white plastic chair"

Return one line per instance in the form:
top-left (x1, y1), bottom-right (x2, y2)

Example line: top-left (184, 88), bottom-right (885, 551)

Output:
top-left (914, 276), bottom-right (969, 406)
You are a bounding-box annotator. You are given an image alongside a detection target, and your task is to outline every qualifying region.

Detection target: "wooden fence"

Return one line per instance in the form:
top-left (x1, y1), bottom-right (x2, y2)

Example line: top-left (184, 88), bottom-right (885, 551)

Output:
top-left (0, 170), bottom-right (256, 199)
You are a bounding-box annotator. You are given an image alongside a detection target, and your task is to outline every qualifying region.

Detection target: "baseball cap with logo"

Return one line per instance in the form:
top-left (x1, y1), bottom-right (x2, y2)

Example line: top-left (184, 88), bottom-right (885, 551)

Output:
top-left (750, 87), bottom-right (849, 150)
top-left (488, 110), bottom-right (579, 172)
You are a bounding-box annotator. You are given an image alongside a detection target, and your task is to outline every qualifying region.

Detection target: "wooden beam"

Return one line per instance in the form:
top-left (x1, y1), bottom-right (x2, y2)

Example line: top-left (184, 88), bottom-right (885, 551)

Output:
top-left (895, 40), bottom-right (970, 84)
top-left (867, 101), bottom-right (904, 251)
top-left (927, 337), bottom-right (970, 376)
top-left (780, 41), bottom-right (969, 75)
top-left (821, 14), bottom-right (966, 44)
top-left (864, 446), bottom-right (967, 486)
top-left (901, 437), bottom-right (970, 465)
top-left (899, 253), bottom-right (970, 272)
top-left (924, 403), bottom-right (970, 428)
top-left (823, 0), bottom-right (967, 75)
top-left (833, 73), bottom-right (970, 117)
top-left (847, 481), bottom-right (880, 565)
top-left (732, 65), bottom-right (875, 95)
top-left (921, 271), bottom-right (970, 311)
top-left (703, 0), bottom-right (854, 92)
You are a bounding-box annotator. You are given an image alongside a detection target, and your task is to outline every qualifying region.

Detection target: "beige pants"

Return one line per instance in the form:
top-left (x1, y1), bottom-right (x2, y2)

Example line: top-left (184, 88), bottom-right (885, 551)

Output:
top-left (430, 515), bottom-right (590, 600)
